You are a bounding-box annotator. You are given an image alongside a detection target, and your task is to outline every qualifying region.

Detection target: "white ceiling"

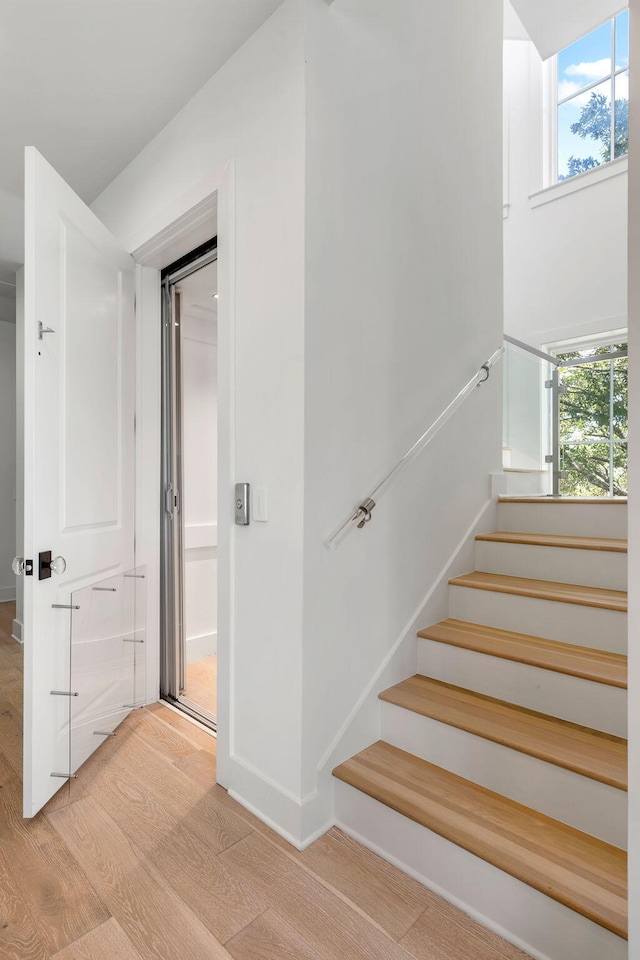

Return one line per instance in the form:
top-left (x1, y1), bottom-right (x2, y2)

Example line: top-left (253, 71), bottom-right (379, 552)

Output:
top-left (0, 0), bottom-right (284, 276)
top-left (508, 0), bottom-right (623, 59)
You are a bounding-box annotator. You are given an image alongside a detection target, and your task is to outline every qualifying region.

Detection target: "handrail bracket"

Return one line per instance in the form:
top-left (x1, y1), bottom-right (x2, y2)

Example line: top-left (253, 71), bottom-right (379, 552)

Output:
top-left (356, 498), bottom-right (376, 529)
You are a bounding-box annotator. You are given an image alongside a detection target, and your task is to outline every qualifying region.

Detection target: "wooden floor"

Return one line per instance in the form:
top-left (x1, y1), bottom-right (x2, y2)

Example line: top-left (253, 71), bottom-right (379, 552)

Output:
top-left (185, 654), bottom-right (217, 715)
top-left (0, 603), bottom-right (532, 960)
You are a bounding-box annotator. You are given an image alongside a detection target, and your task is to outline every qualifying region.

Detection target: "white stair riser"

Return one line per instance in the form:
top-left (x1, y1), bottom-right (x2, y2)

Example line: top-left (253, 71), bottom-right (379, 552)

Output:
top-left (335, 781), bottom-right (626, 960)
top-left (416, 639), bottom-right (626, 737)
top-left (497, 502), bottom-right (627, 539)
top-left (380, 702), bottom-right (627, 848)
top-left (475, 540), bottom-right (627, 591)
top-left (449, 585), bottom-right (627, 653)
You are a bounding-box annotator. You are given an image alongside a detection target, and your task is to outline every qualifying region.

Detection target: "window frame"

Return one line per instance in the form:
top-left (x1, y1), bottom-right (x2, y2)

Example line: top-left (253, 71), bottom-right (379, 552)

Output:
top-left (546, 11), bottom-right (629, 185)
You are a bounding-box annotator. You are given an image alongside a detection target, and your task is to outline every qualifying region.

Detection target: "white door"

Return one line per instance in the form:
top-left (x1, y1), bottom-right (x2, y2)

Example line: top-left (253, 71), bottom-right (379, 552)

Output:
top-left (22, 148), bottom-right (136, 816)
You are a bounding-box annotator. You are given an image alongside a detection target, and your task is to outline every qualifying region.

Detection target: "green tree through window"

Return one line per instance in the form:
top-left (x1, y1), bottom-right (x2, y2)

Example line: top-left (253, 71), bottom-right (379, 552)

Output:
top-left (558, 344), bottom-right (627, 496)
top-left (556, 10), bottom-right (629, 181)
top-left (565, 92), bottom-right (629, 178)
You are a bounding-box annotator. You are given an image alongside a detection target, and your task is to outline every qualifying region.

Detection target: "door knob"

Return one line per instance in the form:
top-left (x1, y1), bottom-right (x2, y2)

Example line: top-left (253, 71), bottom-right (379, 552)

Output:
top-left (12, 556), bottom-right (33, 576)
top-left (38, 551), bottom-right (67, 580)
top-left (49, 556), bottom-right (67, 575)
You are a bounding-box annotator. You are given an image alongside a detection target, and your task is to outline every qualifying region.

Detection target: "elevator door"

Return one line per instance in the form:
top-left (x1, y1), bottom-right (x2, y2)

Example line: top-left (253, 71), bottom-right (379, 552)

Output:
top-left (161, 247), bottom-right (218, 728)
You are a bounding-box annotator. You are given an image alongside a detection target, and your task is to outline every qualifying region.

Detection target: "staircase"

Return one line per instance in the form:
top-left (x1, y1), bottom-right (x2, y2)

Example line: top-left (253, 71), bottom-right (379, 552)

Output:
top-left (333, 497), bottom-right (628, 960)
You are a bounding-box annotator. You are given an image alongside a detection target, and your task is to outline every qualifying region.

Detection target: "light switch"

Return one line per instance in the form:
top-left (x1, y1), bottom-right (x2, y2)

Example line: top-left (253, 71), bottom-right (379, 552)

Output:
top-left (252, 487), bottom-right (268, 522)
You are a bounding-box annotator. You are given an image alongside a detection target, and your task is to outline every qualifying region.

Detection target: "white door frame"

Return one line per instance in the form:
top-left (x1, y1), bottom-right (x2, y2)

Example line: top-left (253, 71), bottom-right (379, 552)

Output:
top-left (131, 165), bottom-right (234, 788)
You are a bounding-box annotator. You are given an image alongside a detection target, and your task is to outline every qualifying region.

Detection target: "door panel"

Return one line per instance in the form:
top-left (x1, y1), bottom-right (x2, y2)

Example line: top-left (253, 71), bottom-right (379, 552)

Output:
top-left (23, 147), bottom-right (136, 816)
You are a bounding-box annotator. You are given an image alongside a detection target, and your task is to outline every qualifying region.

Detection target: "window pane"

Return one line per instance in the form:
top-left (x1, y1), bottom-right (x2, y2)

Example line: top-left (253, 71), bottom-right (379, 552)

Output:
top-left (560, 442), bottom-right (611, 497)
top-left (558, 80), bottom-right (612, 180)
top-left (616, 10), bottom-right (629, 70)
top-left (613, 355), bottom-right (628, 437)
top-left (558, 21), bottom-right (612, 99)
top-left (613, 442), bottom-right (628, 497)
top-left (614, 70), bottom-right (629, 159)
top-left (559, 360), bottom-right (611, 443)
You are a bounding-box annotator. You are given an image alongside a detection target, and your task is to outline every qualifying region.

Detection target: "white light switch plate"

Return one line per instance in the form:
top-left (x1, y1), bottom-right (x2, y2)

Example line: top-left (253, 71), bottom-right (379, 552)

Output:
top-left (252, 487), bottom-right (268, 522)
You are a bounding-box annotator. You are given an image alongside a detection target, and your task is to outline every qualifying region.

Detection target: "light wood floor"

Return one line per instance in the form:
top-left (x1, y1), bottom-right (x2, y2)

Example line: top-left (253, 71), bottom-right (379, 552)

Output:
top-left (0, 604), bottom-right (531, 960)
top-left (185, 654), bottom-right (217, 715)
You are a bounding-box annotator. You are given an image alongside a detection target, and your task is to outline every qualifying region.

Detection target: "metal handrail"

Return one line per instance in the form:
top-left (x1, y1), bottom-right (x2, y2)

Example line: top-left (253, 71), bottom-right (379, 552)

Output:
top-left (504, 334), bottom-right (559, 366)
top-left (325, 347), bottom-right (504, 549)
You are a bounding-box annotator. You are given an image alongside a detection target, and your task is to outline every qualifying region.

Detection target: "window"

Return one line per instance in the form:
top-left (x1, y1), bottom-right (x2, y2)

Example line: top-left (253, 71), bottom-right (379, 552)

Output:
top-left (556, 341), bottom-right (628, 497)
top-left (555, 10), bottom-right (629, 181)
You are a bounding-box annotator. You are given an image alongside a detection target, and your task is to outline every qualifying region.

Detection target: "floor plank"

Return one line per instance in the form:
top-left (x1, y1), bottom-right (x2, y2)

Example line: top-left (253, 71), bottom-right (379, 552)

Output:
top-left (51, 918), bottom-right (144, 960)
top-left (400, 902), bottom-right (533, 960)
top-left (226, 908), bottom-right (328, 960)
top-left (173, 747), bottom-right (217, 789)
top-left (123, 708), bottom-right (200, 763)
top-left (0, 778), bottom-right (110, 954)
top-left (146, 702), bottom-right (216, 753)
top-left (295, 827), bottom-right (429, 941)
top-left (219, 831), bottom-right (420, 960)
top-left (48, 795), bottom-right (233, 960)
top-left (185, 655), bottom-right (217, 715)
top-left (0, 854), bottom-right (51, 960)
top-left (0, 701), bottom-right (23, 778)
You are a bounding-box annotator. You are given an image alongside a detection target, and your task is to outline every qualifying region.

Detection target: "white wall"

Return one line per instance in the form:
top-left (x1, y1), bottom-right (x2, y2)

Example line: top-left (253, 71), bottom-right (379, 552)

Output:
top-left (181, 308), bottom-right (218, 663)
top-left (301, 0), bottom-right (503, 833)
top-left (93, 0), bottom-right (504, 845)
top-left (0, 320), bottom-right (16, 603)
top-left (504, 35), bottom-right (628, 348)
top-left (93, 0), bottom-right (308, 828)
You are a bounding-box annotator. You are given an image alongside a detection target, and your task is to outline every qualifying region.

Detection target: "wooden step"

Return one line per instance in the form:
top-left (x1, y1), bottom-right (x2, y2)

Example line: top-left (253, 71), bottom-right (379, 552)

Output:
top-left (417, 619), bottom-right (627, 688)
top-left (379, 676), bottom-right (627, 790)
top-left (449, 571), bottom-right (627, 612)
top-left (497, 497), bottom-right (627, 504)
top-left (476, 530), bottom-right (627, 552)
top-left (333, 741), bottom-right (627, 939)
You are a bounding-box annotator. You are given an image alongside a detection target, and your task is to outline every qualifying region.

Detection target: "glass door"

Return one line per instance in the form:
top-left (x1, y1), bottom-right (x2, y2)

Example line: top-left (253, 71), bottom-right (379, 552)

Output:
top-left (161, 241), bottom-right (218, 729)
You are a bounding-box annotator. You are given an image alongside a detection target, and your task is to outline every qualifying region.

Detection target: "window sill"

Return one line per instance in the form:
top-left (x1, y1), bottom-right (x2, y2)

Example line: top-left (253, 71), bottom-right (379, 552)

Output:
top-left (529, 156), bottom-right (628, 209)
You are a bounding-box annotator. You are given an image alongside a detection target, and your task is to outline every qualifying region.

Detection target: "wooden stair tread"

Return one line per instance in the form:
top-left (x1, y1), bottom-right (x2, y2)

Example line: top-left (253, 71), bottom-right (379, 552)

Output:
top-left (497, 496), bottom-right (627, 504)
top-left (379, 676), bottom-right (627, 790)
top-left (333, 741), bottom-right (627, 939)
top-left (448, 571), bottom-right (627, 612)
top-left (476, 530), bottom-right (627, 553)
top-left (417, 619), bottom-right (627, 688)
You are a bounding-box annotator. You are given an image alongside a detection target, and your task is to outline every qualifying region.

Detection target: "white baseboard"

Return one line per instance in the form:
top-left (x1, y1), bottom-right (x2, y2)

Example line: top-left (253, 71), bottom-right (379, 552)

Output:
top-left (0, 589), bottom-right (17, 604)
top-left (226, 751), bottom-right (332, 849)
top-left (11, 619), bottom-right (22, 644)
top-left (186, 631), bottom-right (217, 663)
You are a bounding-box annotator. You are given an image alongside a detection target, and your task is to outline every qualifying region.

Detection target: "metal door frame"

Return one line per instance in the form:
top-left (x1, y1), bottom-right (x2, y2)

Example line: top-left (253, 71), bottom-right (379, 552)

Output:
top-left (160, 239), bottom-right (218, 728)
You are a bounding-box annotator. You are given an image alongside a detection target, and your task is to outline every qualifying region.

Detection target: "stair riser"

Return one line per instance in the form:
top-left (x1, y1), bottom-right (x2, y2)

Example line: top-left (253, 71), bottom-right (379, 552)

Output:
top-left (416, 639), bottom-right (626, 737)
top-left (475, 540), bottom-right (627, 591)
top-left (380, 702), bottom-right (627, 848)
top-left (497, 502), bottom-right (627, 539)
top-left (335, 780), bottom-right (627, 960)
top-left (449, 585), bottom-right (627, 653)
